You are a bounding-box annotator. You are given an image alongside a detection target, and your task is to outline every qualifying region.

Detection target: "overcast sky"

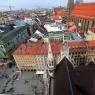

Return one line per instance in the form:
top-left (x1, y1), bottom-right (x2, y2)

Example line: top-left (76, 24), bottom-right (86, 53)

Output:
top-left (0, 0), bottom-right (95, 11)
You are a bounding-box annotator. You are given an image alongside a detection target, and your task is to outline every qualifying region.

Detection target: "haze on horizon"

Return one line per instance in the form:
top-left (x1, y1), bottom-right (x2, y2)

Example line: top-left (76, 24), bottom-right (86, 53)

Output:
top-left (0, 0), bottom-right (95, 11)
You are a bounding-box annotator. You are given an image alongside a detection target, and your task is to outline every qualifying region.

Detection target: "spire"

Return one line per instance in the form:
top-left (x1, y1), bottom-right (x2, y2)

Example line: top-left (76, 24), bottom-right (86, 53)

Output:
top-left (48, 41), bottom-right (54, 61)
top-left (63, 33), bottom-right (64, 43)
top-left (47, 40), bottom-right (54, 77)
top-left (61, 33), bottom-right (69, 60)
top-left (60, 47), bottom-right (64, 60)
top-left (63, 42), bottom-right (69, 59)
top-left (60, 33), bottom-right (64, 60)
top-left (63, 32), bottom-right (69, 58)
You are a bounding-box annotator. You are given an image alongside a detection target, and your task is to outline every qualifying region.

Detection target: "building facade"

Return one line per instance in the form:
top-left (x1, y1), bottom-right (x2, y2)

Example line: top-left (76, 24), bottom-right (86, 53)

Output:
top-left (13, 41), bottom-right (62, 72)
top-left (13, 39), bottom-right (95, 72)
top-left (53, 7), bottom-right (66, 16)
top-left (68, 41), bottom-right (95, 66)
top-left (70, 2), bottom-right (95, 31)
top-left (67, 0), bottom-right (74, 19)
top-left (48, 32), bottom-right (82, 42)
top-left (50, 7), bottom-right (66, 22)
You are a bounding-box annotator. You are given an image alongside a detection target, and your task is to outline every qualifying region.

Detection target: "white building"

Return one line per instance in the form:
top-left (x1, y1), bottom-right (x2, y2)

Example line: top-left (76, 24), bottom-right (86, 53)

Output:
top-left (13, 40), bottom-right (63, 72)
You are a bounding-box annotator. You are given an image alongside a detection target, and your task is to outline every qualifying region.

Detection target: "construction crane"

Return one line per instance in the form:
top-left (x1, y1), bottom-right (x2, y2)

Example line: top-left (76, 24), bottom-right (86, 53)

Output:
top-left (0, 5), bottom-right (15, 11)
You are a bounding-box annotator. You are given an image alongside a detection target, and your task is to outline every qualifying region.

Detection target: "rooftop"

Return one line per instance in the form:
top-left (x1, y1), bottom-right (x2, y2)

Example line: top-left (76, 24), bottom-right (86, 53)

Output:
top-left (50, 7), bottom-right (66, 21)
top-left (54, 57), bottom-right (74, 95)
top-left (64, 32), bottom-right (82, 41)
top-left (44, 24), bottom-right (62, 33)
top-left (0, 25), bottom-right (27, 44)
top-left (13, 40), bottom-right (95, 55)
top-left (71, 2), bottom-right (95, 20)
top-left (19, 12), bottom-right (30, 18)
top-left (50, 15), bottom-right (62, 21)
top-left (53, 7), bottom-right (66, 16)
top-left (49, 32), bottom-right (82, 42)
top-left (54, 57), bottom-right (95, 95)
top-left (68, 40), bottom-right (95, 47)
top-left (13, 41), bottom-right (62, 55)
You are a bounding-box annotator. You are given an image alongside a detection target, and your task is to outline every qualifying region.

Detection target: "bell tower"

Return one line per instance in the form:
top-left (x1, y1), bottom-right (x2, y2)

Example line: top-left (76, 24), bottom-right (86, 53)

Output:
top-left (67, 0), bottom-right (74, 20)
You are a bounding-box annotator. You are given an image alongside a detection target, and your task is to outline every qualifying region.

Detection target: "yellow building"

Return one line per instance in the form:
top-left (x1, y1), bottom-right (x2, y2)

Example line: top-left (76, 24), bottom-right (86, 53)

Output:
top-left (13, 39), bottom-right (95, 72)
top-left (13, 41), bottom-right (62, 72)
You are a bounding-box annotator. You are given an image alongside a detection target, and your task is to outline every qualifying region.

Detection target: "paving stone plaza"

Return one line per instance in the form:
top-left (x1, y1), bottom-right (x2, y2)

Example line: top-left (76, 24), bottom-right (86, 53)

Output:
top-left (0, 69), bottom-right (45, 95)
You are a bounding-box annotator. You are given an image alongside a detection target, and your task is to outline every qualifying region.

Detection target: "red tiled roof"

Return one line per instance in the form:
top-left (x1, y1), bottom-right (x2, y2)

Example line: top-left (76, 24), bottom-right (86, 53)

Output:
top-left (19, 12), bottom-right (30, 18)
top-left (13, 40), bottom-right (95, 55)
top-left (13, 41), bottom-right (62, 55)
top-left (68, 40), bottom-right (95, 47)
top-left (54, 7), bottom-right (66, 16)
top-left (71, 2), bottom-right (95, 20)
top-left (50, 15), bottom-right (62, 20)
top-left (50, 7), bottom-right (66, 20)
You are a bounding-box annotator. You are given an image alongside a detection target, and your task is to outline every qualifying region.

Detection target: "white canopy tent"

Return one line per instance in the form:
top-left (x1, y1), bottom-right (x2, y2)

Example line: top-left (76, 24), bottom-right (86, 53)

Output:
top-left (29, 37), bottom-right (38, 42)
top-left (36, 71), bottom-right (44, 75)
top-left (44, 24), bottom-right (62, 33)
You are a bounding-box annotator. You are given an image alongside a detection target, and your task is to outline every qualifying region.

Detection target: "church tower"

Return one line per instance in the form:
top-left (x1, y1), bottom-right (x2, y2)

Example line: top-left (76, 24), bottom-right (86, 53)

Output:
top-left (67, 0), bottom-right (74, 20)
top-left (60, 33), bottom-right (69, 60)
top-left (47, 41), bottom-right (54, 77)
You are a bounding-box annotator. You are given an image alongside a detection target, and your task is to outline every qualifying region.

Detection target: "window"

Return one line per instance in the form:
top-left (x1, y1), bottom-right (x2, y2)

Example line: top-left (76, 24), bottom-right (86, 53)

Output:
top-left (92, 21), bottom-right (95, 26)
top-left (64, 35), bottom-right (71, 40)
top-left (49, 63), bottom-right (51, 66)
top-left (0, 45), bottom-right (3, 48)
top-left (52, 62), bottom-right (54, 66)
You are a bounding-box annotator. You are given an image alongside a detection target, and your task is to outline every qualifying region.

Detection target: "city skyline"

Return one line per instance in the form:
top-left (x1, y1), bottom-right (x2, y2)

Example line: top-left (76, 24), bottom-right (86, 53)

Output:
top-left (0, 0), bottom-right (95, 11)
